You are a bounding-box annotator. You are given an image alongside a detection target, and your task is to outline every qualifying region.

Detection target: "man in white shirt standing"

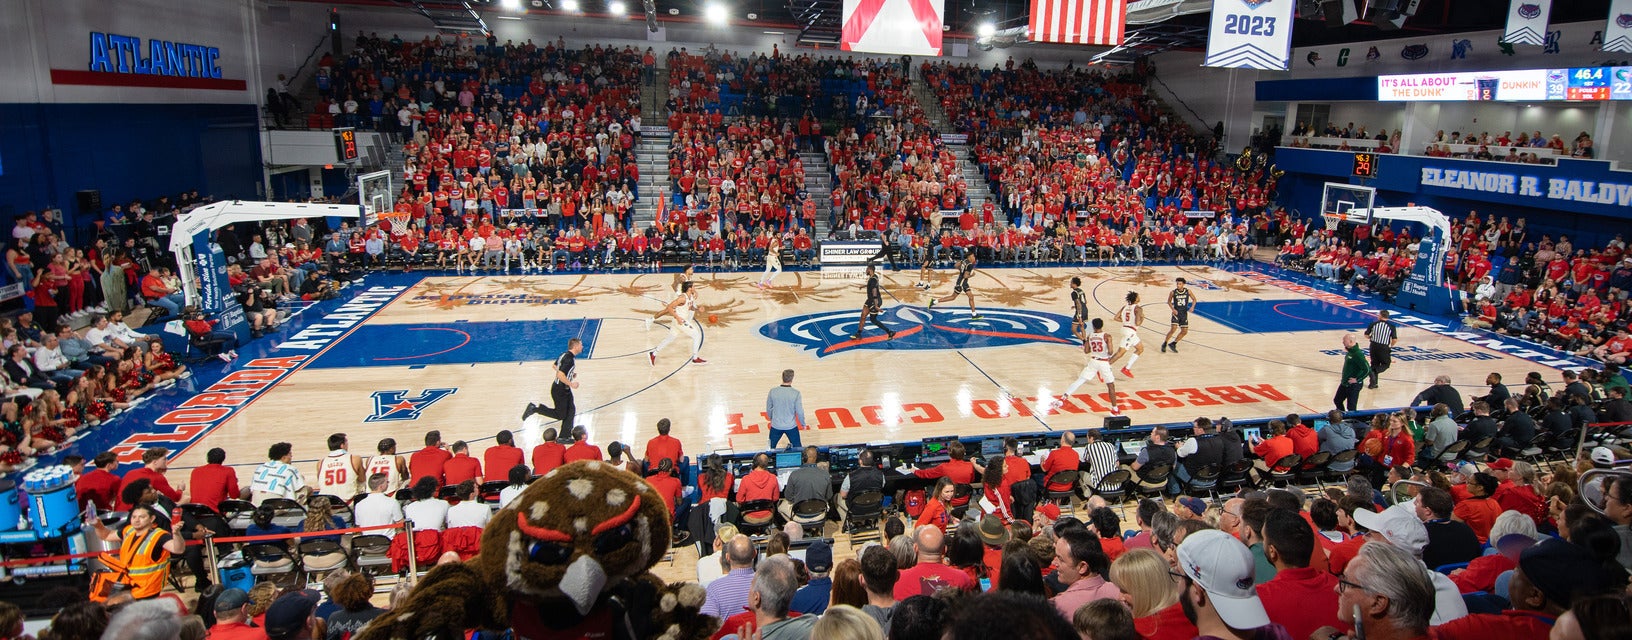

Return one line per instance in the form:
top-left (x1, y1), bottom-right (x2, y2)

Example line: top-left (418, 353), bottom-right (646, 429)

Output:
top-left (353, 473), bottom-right (404, 529)
top-left (251, 442), bottom-right (310, 505)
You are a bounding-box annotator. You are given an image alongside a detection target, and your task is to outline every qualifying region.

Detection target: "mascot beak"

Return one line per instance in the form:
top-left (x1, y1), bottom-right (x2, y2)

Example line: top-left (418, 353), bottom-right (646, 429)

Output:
top-left (561, 555), bottom-right (608, 616)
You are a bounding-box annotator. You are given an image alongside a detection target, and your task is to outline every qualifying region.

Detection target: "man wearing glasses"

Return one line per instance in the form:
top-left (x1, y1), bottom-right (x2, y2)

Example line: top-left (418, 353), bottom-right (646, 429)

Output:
top-left (1350, 503), bottom-right (1469, 624)
top-left (1314, 542), bottom-right (1436, 640)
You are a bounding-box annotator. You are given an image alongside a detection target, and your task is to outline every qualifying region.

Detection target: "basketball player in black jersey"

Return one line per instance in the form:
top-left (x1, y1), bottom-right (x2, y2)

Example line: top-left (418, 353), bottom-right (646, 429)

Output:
top-left (853, 264), bottom-right (897, 340)
top-left (1069, 277), bottom-right (1089, 336)
top-left (1161, 277), bottom-right (1196, 352)
top-left (928, 253), bottom-right (980, 319)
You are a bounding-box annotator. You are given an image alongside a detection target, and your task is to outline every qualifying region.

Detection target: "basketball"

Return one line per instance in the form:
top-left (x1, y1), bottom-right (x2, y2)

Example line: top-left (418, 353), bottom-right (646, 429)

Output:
top-left (709, 314), bottom-right (719, 325)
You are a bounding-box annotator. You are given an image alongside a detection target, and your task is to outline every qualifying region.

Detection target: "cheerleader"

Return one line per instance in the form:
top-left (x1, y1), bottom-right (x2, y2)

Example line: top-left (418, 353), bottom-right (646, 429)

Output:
top-left (86, 366), bottom-right (131, 411)
top-left (34, 390), bottom-right (79, 433)
top-left (20, 400), bottom-right (66, 452)
top-left (96, 366), bottom-right (128, 405)
top-left (64, 375), bottom-right (110, 426)
top-left (116, 348), bottom-right (154, 400)
top-left (144, 340), bottom-right (186, 382)
top-left (0, 399), bottom-right (34, 470)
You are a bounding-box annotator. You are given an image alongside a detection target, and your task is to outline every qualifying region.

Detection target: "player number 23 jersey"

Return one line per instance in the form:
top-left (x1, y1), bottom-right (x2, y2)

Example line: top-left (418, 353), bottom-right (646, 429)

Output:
top-left (1088, 333), bottom-right (1112, 359)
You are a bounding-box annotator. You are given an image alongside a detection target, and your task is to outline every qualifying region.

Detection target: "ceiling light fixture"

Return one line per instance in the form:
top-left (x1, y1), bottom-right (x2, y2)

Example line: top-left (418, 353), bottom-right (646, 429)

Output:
top-left (705, 3), bottom-right (728, 24)
top-left (977, 22), bottom-right (995, 37)
top-left (499, 0), bottom-right (524, 10)
top-left (562, 0), bottom-right (580, 10)
top-left (608, 0), bottom-right (626, 15)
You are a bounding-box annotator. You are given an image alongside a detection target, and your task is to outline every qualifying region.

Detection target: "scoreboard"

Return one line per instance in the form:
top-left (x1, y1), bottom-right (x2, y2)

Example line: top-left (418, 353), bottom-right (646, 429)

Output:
top-left (1548, 67), bottom-right (1613, 101)
top-left (1380, 66), bottom-right (1632, 102)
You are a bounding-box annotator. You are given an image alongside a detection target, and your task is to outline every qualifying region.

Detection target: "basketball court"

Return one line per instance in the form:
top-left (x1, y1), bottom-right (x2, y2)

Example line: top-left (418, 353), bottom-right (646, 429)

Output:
top-left (83, 261), bottom-right (1593, 475)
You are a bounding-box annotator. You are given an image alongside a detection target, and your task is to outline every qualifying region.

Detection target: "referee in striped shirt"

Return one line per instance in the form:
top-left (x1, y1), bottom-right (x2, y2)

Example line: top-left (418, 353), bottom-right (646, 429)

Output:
top-left (1364, 310), bottom-right (1397, 389)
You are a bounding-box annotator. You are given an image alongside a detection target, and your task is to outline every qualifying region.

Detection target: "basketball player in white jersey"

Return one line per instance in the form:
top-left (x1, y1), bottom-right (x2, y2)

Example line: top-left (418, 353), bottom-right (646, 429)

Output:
top-left (650, 265), bottom-right (696, 331)
top-left (1048, 318), bottom-right (1126, 416)
top-left (758, 236), bottom-right (783, 289)
top-left (1116, 291), bottom-right (1145, 378)
top-left (363, 437), bottom-right (409, 492)
top-left (650, 281), bottom-right (707, 365)
top-left (316, 432), bottom-right (365, 499)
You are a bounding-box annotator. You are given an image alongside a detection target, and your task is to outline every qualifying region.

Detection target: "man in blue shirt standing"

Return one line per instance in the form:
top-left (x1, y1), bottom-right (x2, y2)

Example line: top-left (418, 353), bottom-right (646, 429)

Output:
top-left (766, 368), bottom-right (806, 449)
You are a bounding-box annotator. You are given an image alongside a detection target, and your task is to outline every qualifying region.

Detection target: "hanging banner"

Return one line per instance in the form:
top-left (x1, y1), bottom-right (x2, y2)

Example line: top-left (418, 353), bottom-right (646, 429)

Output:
top-left (1606, 0), bottom-right (1632, 53)
top-left (1501, 0), bottom-right (1551, 47)
top-left (1204, 0), bottom-right (1295, 70)
top-left (841, 0), bottom-right (944, 56)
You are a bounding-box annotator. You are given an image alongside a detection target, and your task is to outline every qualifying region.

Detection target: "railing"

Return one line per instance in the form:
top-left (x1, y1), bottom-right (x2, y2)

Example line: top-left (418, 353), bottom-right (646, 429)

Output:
top-left (1278, 137), bottom-right (1564, 164)
top-left (285, 33), bottom-right (332, 96)
top-left (1148, 74), bottom-right (1212, 136)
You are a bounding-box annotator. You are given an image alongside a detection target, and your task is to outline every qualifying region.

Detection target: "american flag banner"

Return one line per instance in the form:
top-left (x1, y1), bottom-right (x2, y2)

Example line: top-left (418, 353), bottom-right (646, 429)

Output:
top-left (1029, 0), bottom-right (1128, 46)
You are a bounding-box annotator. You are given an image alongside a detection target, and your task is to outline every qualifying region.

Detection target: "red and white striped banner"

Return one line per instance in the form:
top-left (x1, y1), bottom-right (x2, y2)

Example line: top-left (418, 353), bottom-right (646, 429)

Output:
top-left (1029, 0), bottom-right (1127, 46)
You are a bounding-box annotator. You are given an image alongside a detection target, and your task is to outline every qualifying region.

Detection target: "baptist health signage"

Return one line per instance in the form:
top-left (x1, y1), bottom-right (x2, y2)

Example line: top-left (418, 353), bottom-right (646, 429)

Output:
top-left (1419, 168), bottom-right (1632, 207)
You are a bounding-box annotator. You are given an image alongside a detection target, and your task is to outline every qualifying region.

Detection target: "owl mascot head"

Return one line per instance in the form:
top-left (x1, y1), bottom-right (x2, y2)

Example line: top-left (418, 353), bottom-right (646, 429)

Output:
top-left (357, 461), bottom-right (719, 640)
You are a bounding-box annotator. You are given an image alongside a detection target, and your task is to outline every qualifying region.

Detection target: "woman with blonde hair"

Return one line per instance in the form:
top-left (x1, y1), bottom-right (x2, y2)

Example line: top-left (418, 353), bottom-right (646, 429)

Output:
top-left (809, 605), bottom-right (883, 640)
top-left (1107, 548), bottom-right (1196, 640)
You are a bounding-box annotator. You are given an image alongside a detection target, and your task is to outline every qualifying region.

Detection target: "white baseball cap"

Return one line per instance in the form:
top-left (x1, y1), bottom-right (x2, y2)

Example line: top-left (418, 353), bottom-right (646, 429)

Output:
top-left (1176, 529), bottom-right (1271, 630)
top-left (1352, 504), bottom-right (1428, 557)
top-left (1591, 446), bottom-right (1618, 467)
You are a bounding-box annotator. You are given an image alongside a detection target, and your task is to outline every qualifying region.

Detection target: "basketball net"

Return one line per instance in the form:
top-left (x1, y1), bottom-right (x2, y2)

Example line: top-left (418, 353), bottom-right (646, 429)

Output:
top-left (1322, 213), bottom-right (1342, 232)
top-left (378, 211), bottom-right (411, 235)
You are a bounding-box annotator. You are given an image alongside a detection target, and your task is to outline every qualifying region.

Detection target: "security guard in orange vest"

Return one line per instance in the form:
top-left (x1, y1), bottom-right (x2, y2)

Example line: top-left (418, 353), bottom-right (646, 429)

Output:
top-left (88, 503), bottom-right (188, 600)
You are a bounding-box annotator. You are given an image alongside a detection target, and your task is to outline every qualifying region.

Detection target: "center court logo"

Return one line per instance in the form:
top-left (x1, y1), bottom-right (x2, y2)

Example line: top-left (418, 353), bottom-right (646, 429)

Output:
top-left (367, 388), bottom-right (458, 422)
top-left (760, 307), bottom-right (1081, 357)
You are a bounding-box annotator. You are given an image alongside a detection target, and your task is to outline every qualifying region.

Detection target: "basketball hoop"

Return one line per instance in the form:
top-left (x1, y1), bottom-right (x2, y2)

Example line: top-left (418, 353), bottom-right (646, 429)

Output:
top-left (1322, 213), bottom-right (1342, 232)
top-left (378, 211), bottom-right (411, 235)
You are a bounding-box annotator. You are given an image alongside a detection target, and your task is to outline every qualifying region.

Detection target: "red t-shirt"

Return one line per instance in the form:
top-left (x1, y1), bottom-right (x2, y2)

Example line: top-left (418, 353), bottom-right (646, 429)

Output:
top-left (645, 435), bottom-right (683, 469)
top-left (1255, 567), bottom-right (1347, 640)
top-left (646, 474), bottom-right (683, 514)
top-left (408, 446), bottom-right (452, 487)
top-left (531, 442), bottom-right (567, 475)
top-left (1042, 448), bottom-right (1080, 491)
top-left (443, 454), bottom-right (483, 487)
top-left (1454, 497), bottom-right (1502, 543)
top-left (893, 560), bottom-right (975, 600)
top-left (564, 441), bottom-right (603, 463)
top-left (188, 464), bottom-right (241, 511)
top-left (1134, 602), bottom-right (1198, 640)
top-left (118, 467), bottom-right (182, 509)
top-left (76, 468), bottom-right (122, 511)
top-left (1253, 436), bottom-right (1297, 470)
top-left (698, 473), bottom-right (734, 504)
top-left (483, 445), bottom-right (526, 480)
top-left (1430, 610), bottom-right (1554, 640)
top-left (1327, 535), bottom-right (1367, 575)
